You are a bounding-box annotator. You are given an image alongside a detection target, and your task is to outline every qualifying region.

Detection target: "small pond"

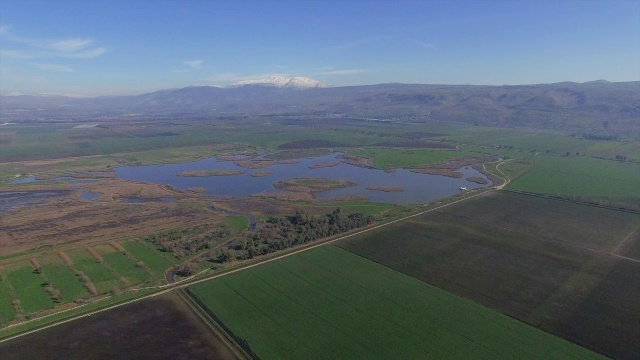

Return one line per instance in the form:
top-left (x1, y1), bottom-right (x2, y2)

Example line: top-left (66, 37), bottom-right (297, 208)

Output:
top-left (80, 191), bottom-right (101, 201)
top-left (115, 153), bottom-right (492, 205)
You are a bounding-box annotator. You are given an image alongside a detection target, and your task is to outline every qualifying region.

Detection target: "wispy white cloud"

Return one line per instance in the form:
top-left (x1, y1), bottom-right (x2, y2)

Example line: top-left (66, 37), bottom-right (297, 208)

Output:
top-left (184, 60), bottom-right (204, 69)
top-left (35, 63), bottom-right (73, 72)
top-left (0, 26), bottom-right (106, 59)
top-left (50, 38), bottom-right (92, 52)
top-left (205, 72), bottom-right (291, 83)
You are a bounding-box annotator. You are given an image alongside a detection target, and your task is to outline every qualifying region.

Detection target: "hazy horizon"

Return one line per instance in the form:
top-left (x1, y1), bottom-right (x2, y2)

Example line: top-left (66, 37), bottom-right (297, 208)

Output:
top-left (1, 0), bottom-right (639, 96)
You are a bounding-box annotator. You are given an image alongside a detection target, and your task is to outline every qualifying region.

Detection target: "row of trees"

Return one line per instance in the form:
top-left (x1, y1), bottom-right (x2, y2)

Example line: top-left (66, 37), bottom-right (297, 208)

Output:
top-left (214, 209), bottom-right (373, 263)
top-left (145, 227), bottom-right (231, 258)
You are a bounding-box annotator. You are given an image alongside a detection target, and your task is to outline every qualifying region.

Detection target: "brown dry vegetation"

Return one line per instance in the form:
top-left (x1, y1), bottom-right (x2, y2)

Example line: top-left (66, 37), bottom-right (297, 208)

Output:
top-left (58, 251), bottom-right (73, 266)
top-left (466, 176), bottom-right (489, 184)
top-left (85, 247), bottom-right (103, 262)
top-left (250, 171), bottom-right (274, 177)
top-left (0, 181), bottom-right (224, 256)
top-left (310, 162), bottom-right (340, 169)
top-left (252, 192), bottom-right (315, 202)
top-left (338, 153), bottom-right (372, 167)
top-left (110, 242), bottom-right (126, 253)
top-left (211, 198), bottom-right (306, 218)
top-left (273, 178), bottom-right (356, 193)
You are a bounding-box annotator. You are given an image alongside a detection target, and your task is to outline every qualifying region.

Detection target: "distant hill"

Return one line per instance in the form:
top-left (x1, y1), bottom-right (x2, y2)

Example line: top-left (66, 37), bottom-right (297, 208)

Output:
top-left (1, 81), bottom-right (639, 138)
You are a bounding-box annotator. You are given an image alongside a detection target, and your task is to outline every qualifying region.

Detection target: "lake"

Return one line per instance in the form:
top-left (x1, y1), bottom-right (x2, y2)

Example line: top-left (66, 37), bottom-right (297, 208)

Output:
top-left (115, 153), bottom-right (491, 205)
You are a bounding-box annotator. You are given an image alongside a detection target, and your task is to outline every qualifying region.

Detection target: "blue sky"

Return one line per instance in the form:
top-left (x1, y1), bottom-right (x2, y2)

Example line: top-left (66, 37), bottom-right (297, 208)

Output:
top-left (1, 0), bottom-right (638, 95)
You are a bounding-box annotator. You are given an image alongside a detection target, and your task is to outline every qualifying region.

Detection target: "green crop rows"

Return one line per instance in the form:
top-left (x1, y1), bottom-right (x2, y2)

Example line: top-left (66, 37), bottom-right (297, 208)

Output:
top-left (190, 245), bottom-right (601, 360)
top-left (122, 241), bottom-right (174, 277)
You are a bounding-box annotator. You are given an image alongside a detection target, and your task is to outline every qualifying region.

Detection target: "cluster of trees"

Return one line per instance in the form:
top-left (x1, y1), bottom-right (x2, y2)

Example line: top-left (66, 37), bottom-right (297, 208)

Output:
top-left (214, 209), bottom-right (373, 263)
top-left (145, 227), bottom-right (231, 258)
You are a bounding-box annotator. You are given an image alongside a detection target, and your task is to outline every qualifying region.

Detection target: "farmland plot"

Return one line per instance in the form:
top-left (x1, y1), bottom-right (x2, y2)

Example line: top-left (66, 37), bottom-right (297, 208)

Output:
top-left (189, 245), bottom-right (601, 360)
top-left (338, 191), bottom-right (640, 359)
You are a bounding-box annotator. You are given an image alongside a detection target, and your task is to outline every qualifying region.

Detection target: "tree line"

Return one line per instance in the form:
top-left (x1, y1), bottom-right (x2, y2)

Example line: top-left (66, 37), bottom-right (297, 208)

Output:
top-left (144, 227), bottom-right (231, 258)
top-left (214, 208), bottom-right (373, 263)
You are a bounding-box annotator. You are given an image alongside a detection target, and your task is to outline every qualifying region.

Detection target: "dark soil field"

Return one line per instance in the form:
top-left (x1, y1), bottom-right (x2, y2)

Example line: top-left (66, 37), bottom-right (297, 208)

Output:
top-left (0, 292), bottom-right (239, 360)
top-left (337, 191), bottom-right (640, 359)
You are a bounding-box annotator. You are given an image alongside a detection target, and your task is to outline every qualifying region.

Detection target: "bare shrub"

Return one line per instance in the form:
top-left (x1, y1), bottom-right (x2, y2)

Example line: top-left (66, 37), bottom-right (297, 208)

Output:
top-left (30, 258), bottom-right (42, 274)
top-left (58, 251), bottom-right (74, 266)
top-left (86, 247), bottom-right (103, 263)
top-left (110, 242), bottom-right (126, 253)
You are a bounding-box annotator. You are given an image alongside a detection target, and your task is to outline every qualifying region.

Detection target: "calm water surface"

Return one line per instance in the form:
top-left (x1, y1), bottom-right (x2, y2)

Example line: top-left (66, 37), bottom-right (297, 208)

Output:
top-left (115, 153), bottom-right (491, 204)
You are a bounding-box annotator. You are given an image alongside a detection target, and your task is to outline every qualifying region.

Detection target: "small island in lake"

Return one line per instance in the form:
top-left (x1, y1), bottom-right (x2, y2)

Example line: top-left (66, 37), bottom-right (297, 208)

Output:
top-left (366, 186), bottom-right (404, 192)
top-left (274, 178), bottom-right (357, 193)
top-left (466, 176), bottom-right (489, 184)
top-left (310, 162), bottom-right (340, 169)
top-left (177, 170), bottom-right (245, 177)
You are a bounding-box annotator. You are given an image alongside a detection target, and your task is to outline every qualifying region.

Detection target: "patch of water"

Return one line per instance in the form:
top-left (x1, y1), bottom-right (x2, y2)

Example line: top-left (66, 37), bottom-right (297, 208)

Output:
top-left (115, 153), bottom-right (492, 205)
top-left (8, 176), bottom-right (37, 185)
top-left (80, 191), bottom-right (101, 201)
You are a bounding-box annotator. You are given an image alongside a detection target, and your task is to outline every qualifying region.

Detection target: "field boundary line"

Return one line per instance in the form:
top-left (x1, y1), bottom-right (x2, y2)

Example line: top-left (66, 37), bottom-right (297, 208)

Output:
top-left (176, 289), bottom-right (251, 360)
top-left (503, 190), bottom-right (640, 215)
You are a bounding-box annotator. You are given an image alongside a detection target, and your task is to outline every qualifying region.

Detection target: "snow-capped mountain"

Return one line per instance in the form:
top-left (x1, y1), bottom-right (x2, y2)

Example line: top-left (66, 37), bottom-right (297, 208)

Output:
top-left (232, 76), bottom-right (324, 88)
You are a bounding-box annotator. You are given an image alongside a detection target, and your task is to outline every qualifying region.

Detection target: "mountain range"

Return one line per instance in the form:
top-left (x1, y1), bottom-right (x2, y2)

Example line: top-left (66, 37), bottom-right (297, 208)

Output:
top-left (1, 80), bottom-right (638, 138)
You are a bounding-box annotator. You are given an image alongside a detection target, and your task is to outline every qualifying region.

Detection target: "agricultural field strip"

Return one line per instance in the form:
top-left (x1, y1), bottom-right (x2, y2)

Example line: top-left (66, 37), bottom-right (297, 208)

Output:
top-left (528, 168), bottom-right (639, 183)
top-left (0, 187), bottom-right (496, 343)
top-left (214, 276), bottom-right (318, 356)
top-left (444, 211), bottom-right (640, 263)
top-left (256, 257), bottom-right (517, 358)
top-left (192, 247), bottom-right (599, 359)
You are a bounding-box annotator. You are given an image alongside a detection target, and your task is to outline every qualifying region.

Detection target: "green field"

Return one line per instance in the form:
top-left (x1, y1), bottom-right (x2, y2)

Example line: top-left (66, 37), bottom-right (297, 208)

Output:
top-left (507, 155), bottom-right (640, 199)
top-left (189, 245), bottom-right (601, 360)
top-left (0, 280), bottom-right (15, 324)
top-left (122, 241), bottom-right (174, 277)
top-left (225, 215), bottom-right (249, 233)
top-left (338, 191), bottom-right (640, 359)
top-left (344, 147), bottom-right (479, 168)
top-left (68, 250), bottom-right (123, 294)
top-left (41, 263), bottom-right (90, 302)
top-left (100, 251), bottom-right (153, 285)
top-left (4, 265), bottom-right (54, 315)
